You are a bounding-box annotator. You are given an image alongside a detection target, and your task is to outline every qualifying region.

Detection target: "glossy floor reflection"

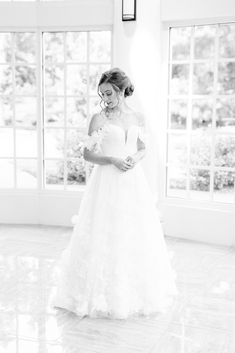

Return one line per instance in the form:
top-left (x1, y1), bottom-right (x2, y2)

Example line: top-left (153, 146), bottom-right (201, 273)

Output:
top-left (0, 224), bottom-right (235, 353)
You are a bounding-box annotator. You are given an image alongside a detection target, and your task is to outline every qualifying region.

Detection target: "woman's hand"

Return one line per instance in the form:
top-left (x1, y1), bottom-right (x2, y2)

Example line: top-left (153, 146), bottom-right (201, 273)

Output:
top-left (125, 156), bottom-right (136, 168)
top-left (111, 157), bottom-right (135, 172)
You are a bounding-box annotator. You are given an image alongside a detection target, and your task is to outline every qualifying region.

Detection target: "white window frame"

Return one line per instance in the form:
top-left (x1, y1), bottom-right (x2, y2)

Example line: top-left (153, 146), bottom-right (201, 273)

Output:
top-left (0, 1), bottom-right (114, 226)
top-left (0, 25), bottom-right (113, 195)
top-left (161, 20), bottom-right (235, 214)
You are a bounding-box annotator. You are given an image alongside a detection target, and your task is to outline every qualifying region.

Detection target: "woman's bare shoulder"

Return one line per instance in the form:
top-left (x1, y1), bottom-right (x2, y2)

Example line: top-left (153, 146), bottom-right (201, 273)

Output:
top-left (88, 111), bottom-right (106, 135)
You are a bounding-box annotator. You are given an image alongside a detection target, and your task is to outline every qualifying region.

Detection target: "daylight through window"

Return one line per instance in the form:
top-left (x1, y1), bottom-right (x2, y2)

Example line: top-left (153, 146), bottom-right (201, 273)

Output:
top-left (167, 23), bottom-right (235, 204)
top-left (0, 30), bottom-right (112, 190)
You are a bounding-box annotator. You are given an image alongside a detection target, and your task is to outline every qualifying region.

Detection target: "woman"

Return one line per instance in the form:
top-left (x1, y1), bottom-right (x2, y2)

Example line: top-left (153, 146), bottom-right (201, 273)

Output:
top-left (51, 68), bottom-right (178, 319)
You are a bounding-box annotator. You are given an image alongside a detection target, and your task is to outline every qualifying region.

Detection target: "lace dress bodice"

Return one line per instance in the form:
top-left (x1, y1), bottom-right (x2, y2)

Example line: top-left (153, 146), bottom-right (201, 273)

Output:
top-left (83, 113), bottom-right (148, 159)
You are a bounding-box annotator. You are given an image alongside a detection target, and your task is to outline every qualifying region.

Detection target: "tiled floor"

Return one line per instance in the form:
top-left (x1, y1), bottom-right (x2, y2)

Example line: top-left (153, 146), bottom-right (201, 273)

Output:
top-left (0, 224), bottom-right (235, 353)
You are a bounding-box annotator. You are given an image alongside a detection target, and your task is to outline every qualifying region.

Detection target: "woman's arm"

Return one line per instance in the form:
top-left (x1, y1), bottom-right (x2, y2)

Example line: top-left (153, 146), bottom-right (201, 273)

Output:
top-left (130, 144), bottom-right (146, 163)
top-left (83, 113), bottom-right (113, 165)
top-left (83, 148), bottom-right (114, 165)
top-left (128, 112), bottom-right (147, 164)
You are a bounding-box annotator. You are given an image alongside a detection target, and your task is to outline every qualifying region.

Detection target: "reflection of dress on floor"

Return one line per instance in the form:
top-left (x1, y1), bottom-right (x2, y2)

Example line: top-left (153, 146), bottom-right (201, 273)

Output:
top-left (51, 115), bottom-right (178, 319)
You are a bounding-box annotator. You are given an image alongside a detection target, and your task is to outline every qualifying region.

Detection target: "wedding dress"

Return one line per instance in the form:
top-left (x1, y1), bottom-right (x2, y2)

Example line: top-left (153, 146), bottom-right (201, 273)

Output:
top-left (50, 112), bottom-right (178, 319)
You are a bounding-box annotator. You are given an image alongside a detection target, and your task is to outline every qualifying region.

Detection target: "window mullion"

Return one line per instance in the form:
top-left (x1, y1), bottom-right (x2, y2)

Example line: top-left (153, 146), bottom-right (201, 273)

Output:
top-left (64, 32), bottom-right (67, 190)
top-left (210, 24), bottom-right (219, 202)
top-left (37, 28), bottom-right (43, 191)
top-left (186, 26), bottom-right (194, 200)
top-left (12, 32), bottom-right (16, 189)
top-left (166, 29), bottom-right (172, 197)
top-left (85, 31), bottom-right (90, 181)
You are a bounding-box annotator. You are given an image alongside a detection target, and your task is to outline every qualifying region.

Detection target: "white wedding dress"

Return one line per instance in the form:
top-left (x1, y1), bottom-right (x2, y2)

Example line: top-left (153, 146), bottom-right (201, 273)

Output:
top-left (50, 113), bottom-right (178, 319)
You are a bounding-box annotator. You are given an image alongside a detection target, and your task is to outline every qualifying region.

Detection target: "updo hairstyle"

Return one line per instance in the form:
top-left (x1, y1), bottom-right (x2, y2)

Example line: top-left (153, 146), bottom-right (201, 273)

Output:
top-left (98, 67), bottom-right (134, 98)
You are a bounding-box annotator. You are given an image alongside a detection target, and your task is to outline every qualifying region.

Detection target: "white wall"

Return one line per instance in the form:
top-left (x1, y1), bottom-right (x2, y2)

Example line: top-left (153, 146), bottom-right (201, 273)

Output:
top-left (161, 0), bottom-right (235, 24)
top-left (0, 0), bottom-right (113, 28)
top-left (0, 190), bottom-right (82, 226)
top-left (113, 0), bottom-right (162, 203)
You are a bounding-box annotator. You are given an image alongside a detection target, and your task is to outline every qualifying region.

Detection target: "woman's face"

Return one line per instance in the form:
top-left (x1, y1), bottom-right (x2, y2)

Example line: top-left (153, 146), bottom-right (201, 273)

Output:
top-left (99, 82), bottom-right (122, 109)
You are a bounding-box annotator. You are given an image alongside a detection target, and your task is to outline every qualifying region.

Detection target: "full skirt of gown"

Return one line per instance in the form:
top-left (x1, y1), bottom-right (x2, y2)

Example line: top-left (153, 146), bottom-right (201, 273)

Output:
top-left (50, 121), bottom-right (178, 319)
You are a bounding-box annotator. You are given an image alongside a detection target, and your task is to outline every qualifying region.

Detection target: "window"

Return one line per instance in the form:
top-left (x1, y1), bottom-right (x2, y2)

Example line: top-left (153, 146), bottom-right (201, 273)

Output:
top-left (167, 23), bottom-right (235, 204)
top-left (0, 32), bottom-right (37, 189)
top-left (0, 30), bottom-right (112, 190)
top-left (43, 31), bottom-right (111, 190)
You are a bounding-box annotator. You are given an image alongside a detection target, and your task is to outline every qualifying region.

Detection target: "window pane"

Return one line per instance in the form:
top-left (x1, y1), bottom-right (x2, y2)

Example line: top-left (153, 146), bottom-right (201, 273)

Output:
top-left (66, 129), bottom-right (86, 159)
top-left (0, 96), bottom-right (13, 127)
top-left (0, 128), bottom-right (14, 157)
top-left (15, 129), bottom-right (37, 157)
top-left (45, 160), bottom-right (64, 189)
top-left (166, 165), bottom-right (187, 198)
top-left (214, 170), bottom-right (235, 203)
top-left (0, 33), bottom-right (11, 63)
top-left (216, 98), bottom-right (235, 131)
top-left (219, 23), bottom-right (235, 58)
top-left (16, 159), bottom-right (37, 188)
top-left (44, 65), bottom-right (64, 95)
top-left (168, 99), bottom-right (187, 130)
top-left (15, 65), bottom-right (36, 95)
top-left (170, 64), bottom-right (189, 95)
top-left (66, 32), bottom-right (87, 63)
top-left (170, 27), bottom-right (191, 60)
top-left (190, 133), bottom-right (211, 166)
top-left (190, 168), bottom-right (210, 200)
top-left (44, 129), bottom-right (64, 158)
top-left (44, 33), bottom-right (64, 64)
top-left (14, 32), bottom-right (36, 64)
top-left (67, 159), bottom-right (86, 188)
top-left (66, 97), bottom-right (87, 128)
top-left (193, 63), bottom-right (214, 95)
top-left (44, 97), bottom-right (64, 127)
top-left (215, 135), bottom-right (235, 168)
top-left (0, 159), bottom-right (14, 188)
top-left (89, 31), bottom-right (111, 62)
top-left (15, 97), bottom-right (37, 127)
top-left (167, 133), bottom-right (188, 165)
top-left (0, 65), bottom-right (12, 95)
top-left (192, 99), bottom-right (213, 129)
top-left (66, 64), bottom-right (87, 96)
top-left (218, 62), bottom-right (235, 94)
top-left (194, 25), bottom-right (216, 59)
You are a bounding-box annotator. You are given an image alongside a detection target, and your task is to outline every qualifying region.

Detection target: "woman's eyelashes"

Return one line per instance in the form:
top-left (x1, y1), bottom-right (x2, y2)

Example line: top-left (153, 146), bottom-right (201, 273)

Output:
top-left (101, 91), bottom-right (112, 98)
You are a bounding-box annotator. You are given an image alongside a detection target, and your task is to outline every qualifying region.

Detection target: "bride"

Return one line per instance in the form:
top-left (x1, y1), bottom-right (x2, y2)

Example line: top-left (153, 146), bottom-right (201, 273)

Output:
top-left (51, 67), bottom-right (178, 319)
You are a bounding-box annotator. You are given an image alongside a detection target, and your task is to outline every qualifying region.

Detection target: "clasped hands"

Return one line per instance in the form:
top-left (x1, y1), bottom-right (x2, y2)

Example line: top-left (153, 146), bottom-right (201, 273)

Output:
top-left (112, 155), bottom-right (136, 172)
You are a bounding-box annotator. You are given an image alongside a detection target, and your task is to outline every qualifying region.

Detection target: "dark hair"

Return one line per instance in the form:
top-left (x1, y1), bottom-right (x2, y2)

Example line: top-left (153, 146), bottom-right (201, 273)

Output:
top-left (98, 67), bottom-right (134, 97)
